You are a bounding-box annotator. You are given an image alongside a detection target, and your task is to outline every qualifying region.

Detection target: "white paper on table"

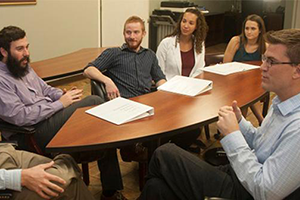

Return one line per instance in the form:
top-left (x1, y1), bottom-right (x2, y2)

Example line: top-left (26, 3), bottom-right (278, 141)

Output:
top-left (85, 97), bottom-right (154, 125)
top-left (202, 62), bottom-right (259, 75)
top-left (157, 75), bottom-right (213, 97)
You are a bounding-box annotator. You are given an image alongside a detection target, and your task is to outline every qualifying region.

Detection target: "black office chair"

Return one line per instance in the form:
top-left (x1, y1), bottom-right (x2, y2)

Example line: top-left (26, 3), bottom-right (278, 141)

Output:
top-left (0, 119), bottom-right (42, 154)
top-left (205, 52), bottom-right (224, 67)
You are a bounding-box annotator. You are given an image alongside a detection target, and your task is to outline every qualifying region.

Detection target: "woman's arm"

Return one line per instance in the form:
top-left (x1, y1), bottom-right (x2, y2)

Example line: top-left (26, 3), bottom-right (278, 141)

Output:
top-left (223, 36), bottom-right (240, 63)
top-left (156, 39), bottom-right (169, 74)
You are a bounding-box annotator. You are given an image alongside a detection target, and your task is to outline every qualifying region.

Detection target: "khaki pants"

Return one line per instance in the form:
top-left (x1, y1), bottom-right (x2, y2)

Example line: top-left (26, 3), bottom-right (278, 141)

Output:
top-left (0, 144), bottom-right (95, 200)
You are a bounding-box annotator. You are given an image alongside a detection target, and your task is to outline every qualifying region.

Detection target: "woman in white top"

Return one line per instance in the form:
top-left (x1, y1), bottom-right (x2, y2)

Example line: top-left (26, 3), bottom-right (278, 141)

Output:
top-left (156, 9), bottom-right (208, 150)
top-left (156, 8), bottom-right (208, 80)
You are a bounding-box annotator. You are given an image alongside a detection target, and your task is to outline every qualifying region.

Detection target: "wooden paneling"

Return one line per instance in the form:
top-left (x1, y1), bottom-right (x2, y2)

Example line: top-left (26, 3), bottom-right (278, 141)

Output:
top-left (205, 13), bottom-right (225, 47)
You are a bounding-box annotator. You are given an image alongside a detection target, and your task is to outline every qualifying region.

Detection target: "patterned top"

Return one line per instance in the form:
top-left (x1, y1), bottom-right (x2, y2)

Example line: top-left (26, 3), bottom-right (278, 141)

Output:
top-left (86, 44), bottom-right (165, 98)
top-left (221, 93), bottom-right (300, 200)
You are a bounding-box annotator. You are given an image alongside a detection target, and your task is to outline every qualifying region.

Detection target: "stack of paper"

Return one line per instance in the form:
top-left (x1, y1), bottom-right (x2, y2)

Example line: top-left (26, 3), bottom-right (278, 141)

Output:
top-left (157, 75), bottom-right (213, 97)
top-left (203, 62), bottom-right (259, 75)
top-left (85, 97), bottom-right (154, 125)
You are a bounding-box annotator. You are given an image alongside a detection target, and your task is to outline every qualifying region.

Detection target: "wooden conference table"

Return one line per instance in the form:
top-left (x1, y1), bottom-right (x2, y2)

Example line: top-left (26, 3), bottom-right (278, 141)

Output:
top-left (31, 48), bottom-right (106, 82)
top-left (46, 62), bottom-right (267, 153)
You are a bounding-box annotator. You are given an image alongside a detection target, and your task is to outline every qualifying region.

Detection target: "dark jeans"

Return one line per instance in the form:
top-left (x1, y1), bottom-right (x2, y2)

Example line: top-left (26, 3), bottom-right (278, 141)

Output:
top-left (139, 143), bottom-right (253, 200)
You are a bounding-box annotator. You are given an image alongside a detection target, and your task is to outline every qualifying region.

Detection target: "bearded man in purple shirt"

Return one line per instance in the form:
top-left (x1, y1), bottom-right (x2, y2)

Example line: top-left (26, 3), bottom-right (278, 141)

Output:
top-left (0, 26), bottom-right (126, 200)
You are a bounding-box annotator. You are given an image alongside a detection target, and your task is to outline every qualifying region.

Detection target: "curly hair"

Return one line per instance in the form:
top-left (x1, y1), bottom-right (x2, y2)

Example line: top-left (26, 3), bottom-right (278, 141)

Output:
top-left (241, 14), bottom-right (266, 55)
top-left (168, 8), bottom-right (208, 54)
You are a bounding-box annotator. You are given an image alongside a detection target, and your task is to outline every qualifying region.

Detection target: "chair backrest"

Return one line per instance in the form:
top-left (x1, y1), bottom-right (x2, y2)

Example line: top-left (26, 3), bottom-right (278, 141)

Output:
top-left (205, 52), bottom-right (224, 66)
top-left (0, 119), bottom-right (35, 135)
top-left (0, 119), bottom-right (42, 154)
top-left (90, 79), bottom-right (109, 102)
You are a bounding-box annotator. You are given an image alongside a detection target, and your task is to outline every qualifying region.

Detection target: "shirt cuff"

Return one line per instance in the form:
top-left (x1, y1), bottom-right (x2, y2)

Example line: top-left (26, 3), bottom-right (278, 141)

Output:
top-left (238, 117), bottom-right (249, 133)
top-left (52, 100), bottom-right (64, 112)
top-left (220, 130), bottom-right (248, 153)
top-left (56, 89), bottom-right (63, 99)
top-left (4, 169), bottom-right (22, 191)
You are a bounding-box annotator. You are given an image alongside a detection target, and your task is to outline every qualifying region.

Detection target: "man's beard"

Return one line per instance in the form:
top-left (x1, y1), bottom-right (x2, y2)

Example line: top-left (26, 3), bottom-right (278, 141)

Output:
top-left (126, 38), bottom-right (142, 51)
top-left (6, 53), bottom-right (30, 79)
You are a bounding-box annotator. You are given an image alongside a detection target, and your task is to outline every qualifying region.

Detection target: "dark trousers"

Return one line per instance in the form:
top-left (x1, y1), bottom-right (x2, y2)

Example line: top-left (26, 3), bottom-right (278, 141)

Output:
top-left (139, 143), bottom-right (253, 200)
top-left (11, 95), bottom-right (123, 191)
top-left (33, 95), bottom-right (104, 151)
top-left (161, 128), bottom-right (201, 150)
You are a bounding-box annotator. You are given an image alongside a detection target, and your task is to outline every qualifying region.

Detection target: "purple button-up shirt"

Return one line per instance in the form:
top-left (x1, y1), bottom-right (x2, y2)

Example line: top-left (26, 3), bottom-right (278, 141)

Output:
top-left (0, 61), bottom-right (64, 138)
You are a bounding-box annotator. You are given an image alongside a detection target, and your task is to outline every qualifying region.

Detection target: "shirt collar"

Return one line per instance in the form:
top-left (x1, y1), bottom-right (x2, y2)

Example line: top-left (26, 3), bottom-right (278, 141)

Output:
top-left (0, 61), bottom-right (9, 72)
top-left (120, 43), bottom-right (147, 53)
top-left (272, 93), bottom-right (300, 116)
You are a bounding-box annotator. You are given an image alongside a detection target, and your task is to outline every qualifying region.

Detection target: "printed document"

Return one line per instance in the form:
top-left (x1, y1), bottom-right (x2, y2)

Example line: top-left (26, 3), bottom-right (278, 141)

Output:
top-left (157, 75), bottom-right (213, 96)
top-left (85, 97), bottom-right (154, 125)
top-left (203, 62), bottom-right (259, 75)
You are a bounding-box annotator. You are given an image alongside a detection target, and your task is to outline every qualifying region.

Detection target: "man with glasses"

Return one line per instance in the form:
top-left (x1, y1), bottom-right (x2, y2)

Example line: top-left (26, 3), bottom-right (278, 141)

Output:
top-left (139, 29), bottom-right (300, 200)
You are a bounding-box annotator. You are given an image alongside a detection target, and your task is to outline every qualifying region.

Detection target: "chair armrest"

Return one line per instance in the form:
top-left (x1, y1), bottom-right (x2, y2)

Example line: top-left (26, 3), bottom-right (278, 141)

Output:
top-left (0, 119), bottom-right (35, 135)
top-left (90, 79), bottom-right (109, 102)
top-left (205, 52), bottom-right (224, 66)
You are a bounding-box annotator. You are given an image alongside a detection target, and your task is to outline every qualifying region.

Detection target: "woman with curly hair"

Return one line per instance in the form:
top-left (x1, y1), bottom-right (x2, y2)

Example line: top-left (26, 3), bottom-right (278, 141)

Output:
top-left (156, 8), bottom-right (208, 80)
top-left (155, 9), bottom-right (208, 150)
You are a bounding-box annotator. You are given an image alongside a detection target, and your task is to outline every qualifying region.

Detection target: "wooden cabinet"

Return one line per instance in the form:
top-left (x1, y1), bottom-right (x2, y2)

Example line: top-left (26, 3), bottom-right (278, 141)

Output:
top-left (264, 12), bottom-right (284, 31)
top-left (223, 12), bottom-right (242, 43)
top-left (205, 13), bottom-right (225, 47)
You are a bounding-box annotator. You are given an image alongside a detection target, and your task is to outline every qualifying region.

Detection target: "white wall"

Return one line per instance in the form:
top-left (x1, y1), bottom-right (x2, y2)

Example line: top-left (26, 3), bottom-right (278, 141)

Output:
top-left (101, 0), bottom-right (150, 47)
top-left (149, 0), bottom-right (161, 14)
top-left (0, 0), bottom-right (99, 62)
top-left (291, 0), bottom-right (300, 28)
top-left (1, 0), bottom-right (298, 62)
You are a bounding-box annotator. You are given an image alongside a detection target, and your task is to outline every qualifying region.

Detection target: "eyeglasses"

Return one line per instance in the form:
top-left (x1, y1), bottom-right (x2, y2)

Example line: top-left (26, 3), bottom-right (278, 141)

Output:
top-left (261, 54), bottom-right (299, 68)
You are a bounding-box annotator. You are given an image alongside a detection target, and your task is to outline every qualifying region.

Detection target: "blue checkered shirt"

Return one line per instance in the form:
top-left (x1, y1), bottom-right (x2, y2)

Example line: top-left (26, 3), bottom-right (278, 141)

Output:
top-left (221, 93), bottom-right (300, 200)
top-left (0, 169), bottom-right (22, 191)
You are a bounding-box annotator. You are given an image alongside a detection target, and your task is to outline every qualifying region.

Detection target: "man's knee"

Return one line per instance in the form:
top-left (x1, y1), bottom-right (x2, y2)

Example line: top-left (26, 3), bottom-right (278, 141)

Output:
top-left (153, 143), bottom-right (180, 161)
top-left (47, 154), bottom-right (81, 186)
top-left (83, 95), bottom-right (105, 105)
